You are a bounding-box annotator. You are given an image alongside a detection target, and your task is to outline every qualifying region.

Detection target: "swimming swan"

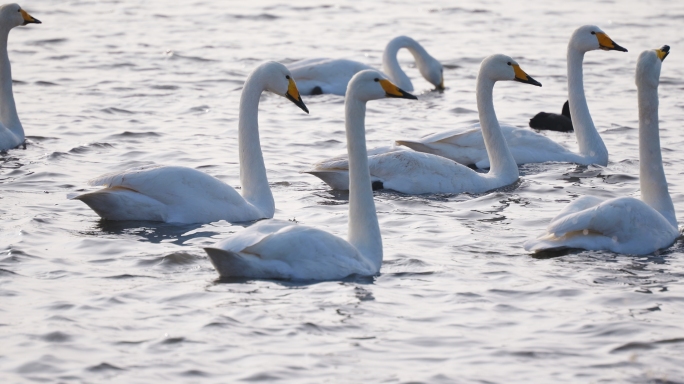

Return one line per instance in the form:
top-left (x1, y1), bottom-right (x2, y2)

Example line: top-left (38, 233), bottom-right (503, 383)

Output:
top-left (204, 71), bottom-right (417, 280)
top-left (288, 36), bottom-right (443, 96)
top-left (73, 62), bottom-right (309, 224)
top-left (306, 54), bottom-right (540, 194)
top-left (524, 46), bottom-right (679, 255)
top-left (395, 25), bottom-right (627, 168)
top-left (0, 4), bottom-right (40, 151)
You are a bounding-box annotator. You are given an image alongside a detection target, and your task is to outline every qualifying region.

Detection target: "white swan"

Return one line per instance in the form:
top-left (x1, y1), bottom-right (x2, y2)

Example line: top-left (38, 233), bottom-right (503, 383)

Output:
top-left (306, 54), bottom-right (541, 195)
top-left (73, 62), bottom-right (309, 224)
top-left (288, 36), bottom-right (443, 96)
top-left (0, 4), bottom-right (40, 151)
top-left (525, 46), bottom-right (679, 255)
top-left (204, 71), bottom-right (417, 280)
top-left (395, 25), bottom-right (627, 168)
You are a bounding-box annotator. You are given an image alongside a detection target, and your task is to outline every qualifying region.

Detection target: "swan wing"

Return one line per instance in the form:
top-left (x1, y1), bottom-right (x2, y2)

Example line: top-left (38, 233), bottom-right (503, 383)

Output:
top-left (205, 220), bottom-right (376, 280)
top-left (525, 197), bottom-right (679, 255)
top-left (78, 165), bottom-right (261, 223)
top-left (288, 58), bottom-right (376, 95)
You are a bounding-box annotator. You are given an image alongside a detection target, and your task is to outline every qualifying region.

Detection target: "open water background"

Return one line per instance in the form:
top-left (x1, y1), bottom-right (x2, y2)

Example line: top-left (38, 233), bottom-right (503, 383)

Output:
top-left (2, 0), bottom-right (684, 382)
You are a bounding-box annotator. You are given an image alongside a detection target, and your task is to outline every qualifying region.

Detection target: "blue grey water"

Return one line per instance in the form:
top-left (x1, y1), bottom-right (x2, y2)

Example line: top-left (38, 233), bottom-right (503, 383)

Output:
top-left (2, 0), bottom-right (684, 382)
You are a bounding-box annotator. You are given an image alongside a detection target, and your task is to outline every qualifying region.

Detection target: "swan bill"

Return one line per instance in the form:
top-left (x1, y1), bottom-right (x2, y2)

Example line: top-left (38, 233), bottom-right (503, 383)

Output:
top-left (656, 45), bottom-right (670, 61)
top-left (512, 65), bottom-right (542, 87)
top-left (379, 79), bottom-right (418, 99)
top-left (285, 78), bottom-right (309, 113)
top-left (20, 9), bottom-right (41, 25)
top-left (596, 32), bottom-right (627, 52)
top-left (436, 78), bottom-right (445, 91)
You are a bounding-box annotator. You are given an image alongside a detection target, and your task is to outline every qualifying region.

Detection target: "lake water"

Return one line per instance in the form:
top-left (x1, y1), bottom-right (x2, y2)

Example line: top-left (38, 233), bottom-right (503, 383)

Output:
top-left (2, 0), bottom-right (684, 382)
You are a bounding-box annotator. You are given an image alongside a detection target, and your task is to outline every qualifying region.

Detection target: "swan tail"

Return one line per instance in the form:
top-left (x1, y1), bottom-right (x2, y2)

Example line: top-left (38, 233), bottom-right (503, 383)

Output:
top-left (395, 140), bottom-right (437, 155)
top-left (305, 170), bottom-right (351, 190)
top-left (204, 247), bottom-right (291, 279)
top-left (73, 187), bottom-right (167, 221)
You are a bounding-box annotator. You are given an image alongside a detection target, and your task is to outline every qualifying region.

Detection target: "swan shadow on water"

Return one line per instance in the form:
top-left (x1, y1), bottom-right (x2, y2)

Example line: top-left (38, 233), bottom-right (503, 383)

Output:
top-left (93, 219), bottom-right (221, 246)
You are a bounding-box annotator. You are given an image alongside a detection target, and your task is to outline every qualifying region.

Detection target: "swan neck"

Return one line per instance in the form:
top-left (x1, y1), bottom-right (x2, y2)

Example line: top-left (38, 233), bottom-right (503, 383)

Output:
top-left (567, 47), bottom-right (608, 164)
top-left (476, 77), bottom-right (518, 178)
top-left (0, 30), bottom-right (22, 135)
top-left (344, 95), bottom-right (382, 271)
top-left (638, 83), bottom-right (676, 227)
top-left (382, 37), bottom-right (424, 92)
top-left (237, 76), bottom-right (274, 217)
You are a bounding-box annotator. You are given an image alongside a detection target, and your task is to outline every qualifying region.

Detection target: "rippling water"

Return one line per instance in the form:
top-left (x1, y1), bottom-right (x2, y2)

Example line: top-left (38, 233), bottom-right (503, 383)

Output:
top-left (2, 0), bottom-right (684, 382)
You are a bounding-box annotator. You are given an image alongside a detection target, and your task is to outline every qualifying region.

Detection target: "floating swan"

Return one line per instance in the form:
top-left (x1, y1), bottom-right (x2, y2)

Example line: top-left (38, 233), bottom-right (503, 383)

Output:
top-left (0, 4), bottom-right (40, 151)
top-left (529, 100), bottom-right (572, 132)
top-left (395, 25), bottom-right (626, 168)
top-left (288, 36), bottom-right (443, 96)
top-left (306, 54), bottom-right (541, 194)
top-left (525, 46), bottom-right (679, 255)
top-left (204, 71), bottom-right (417, 280)
top-left (73, 62), bottom-right (309, 224)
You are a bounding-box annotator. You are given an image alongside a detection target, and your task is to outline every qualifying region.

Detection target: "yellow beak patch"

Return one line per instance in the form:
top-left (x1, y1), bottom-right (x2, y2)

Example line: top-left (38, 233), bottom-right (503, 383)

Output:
top-left (596, 32), bottom-right (616, 49)
top-left (379, 79), bottom-right (403, 97)
top-left (656, 46), bottom-right (669, 61)
top-left (287, 78), bottom-right (300, 100)
top-left (512, 64), bottom-right (528, 81)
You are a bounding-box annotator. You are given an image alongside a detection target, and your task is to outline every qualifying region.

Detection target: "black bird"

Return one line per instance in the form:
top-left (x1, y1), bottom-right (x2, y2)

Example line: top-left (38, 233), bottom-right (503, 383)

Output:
top-left (529, 100), bottom-right (573, 132)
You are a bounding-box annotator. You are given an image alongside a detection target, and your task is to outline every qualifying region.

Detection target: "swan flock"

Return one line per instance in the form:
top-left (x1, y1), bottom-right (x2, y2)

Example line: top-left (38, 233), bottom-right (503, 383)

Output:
top-left (1, 3), bottom-right (677, 281)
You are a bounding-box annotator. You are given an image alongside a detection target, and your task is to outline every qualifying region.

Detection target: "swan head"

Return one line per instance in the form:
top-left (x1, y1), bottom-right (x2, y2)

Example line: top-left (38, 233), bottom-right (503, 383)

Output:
top-left (347, 70), bottom-right (417, 102)
top-left (0, 4), bottom-right (40, 29)
top-left (570, 25), bottom-right (627, 53)
top-left (254, 61), bottom-right (308, 114)
top-left (636, 45), bottom-right (669, 89)
top-left (479, 54), bottom-right (542, 87)
top-left (416, 53), bottom-right (445, 90)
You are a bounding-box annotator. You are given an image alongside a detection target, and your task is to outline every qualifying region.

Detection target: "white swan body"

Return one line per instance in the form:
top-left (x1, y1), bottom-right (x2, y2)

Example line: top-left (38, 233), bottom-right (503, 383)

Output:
top-left (306, 54), bottom-right (541, 194)
top-left (288, 36), bottom-right (443, 96)
top-left (205, 71), bottom-right (417, 280)
top-left (525, 46), bottom-right (679, 255)
top-left (74, 62), bottom-right (309, 224)
top-left (396, 25), bottom-right (627, 168)
top-left (0, 4), bottom-right (40, 151)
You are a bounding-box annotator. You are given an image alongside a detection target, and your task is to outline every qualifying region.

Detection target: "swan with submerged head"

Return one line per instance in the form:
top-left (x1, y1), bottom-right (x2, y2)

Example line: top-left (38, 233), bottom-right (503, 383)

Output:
top-left (73, 62), bottom-right (308, 224)
top-left (204, 70), bottom-right (417, 280)
top-left (288, 36), bottom-right (444, 96)
top-left (525, 46), bottom-right (679, 255)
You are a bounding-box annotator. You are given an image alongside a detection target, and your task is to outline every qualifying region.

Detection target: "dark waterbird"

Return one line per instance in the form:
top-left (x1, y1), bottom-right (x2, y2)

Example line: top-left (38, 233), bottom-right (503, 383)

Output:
top-left (529, 101), bottom-right (573, 132)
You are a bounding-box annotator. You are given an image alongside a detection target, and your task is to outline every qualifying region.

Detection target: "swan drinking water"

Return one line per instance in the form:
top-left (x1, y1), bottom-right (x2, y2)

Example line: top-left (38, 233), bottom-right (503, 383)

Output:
top-left (395, 25), bottom-right (626, 168)
top-left (204, 71), bottom-right (417, 280)
top-left (306, 54), bottom-right (540, 195)
top-left (524, 46), bottom-right (679, 255)
top-left (0, 3), bottom-right (41, 151)
top-left (73, 62), bottom-right (308, 224)
top-left (288, 36), bottom-right (443, 96)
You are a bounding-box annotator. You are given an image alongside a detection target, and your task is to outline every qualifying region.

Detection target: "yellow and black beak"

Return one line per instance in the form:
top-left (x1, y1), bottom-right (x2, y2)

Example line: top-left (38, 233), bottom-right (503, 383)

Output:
top-left (379, 79), bottom-right (418, 99)
top-left (512, 64), bottom-right (542, 87)
top-left (285, 77), bottom-right (309, 114)
top-left (20, 9), bottom-right (41, 25)
top-left (595, 32), bottom-right (627, 52)
top-left (436, 78), bottom-right (445, 91)
top-left (656, 45), bottom-right (670, 62)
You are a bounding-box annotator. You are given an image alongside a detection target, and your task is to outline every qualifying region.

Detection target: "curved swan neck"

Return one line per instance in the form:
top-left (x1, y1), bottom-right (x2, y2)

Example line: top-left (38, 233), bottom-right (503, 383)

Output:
top-left (638, 82), bottom-right (676, 227)
top-left (382, 36), bottom-right (427, 92)
top-left (476, 76), bottom-right (518, 178)
top-left (344, 95), bottom-right (382, 270)
top-left (237, 74), bottom-right (274, 217)
top-left (0, 29), bottom-right (22, 135)
top-left (567, 47), bottom-right (608, 165)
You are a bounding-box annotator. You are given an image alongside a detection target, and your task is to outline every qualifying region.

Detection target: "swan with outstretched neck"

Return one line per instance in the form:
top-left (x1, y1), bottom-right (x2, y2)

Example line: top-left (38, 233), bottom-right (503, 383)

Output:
top-left (204, 71), bottom-right (416, 280)
top-left (288, 36), bottom-right (443, 96)
top-left (73, 62), bottom-right (308, 224)
top-left (0, 4), bottom-right (40, 151)
top-left (395, 25), bottom-right (626, 168)
top-left (525, 46), bottom-right (679, 255)
top-left (306, 54), bottom-right (540, 195)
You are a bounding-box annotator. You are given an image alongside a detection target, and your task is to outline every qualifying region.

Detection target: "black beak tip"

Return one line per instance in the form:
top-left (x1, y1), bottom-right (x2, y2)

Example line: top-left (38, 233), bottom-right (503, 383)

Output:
top-left (33, 18), bottom-right (42, 24)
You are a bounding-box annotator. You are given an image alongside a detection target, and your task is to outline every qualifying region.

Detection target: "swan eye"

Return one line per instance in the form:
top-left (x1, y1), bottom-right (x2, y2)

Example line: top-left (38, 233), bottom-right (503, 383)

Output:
top-left (507, 62), bottom-right (511, 66)
top-left (285, 75), bottom-right (290, 80)
top-left (374, 78), bottom-right (379, 82)
top-left (591, 31), bottom-right (596, 35)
